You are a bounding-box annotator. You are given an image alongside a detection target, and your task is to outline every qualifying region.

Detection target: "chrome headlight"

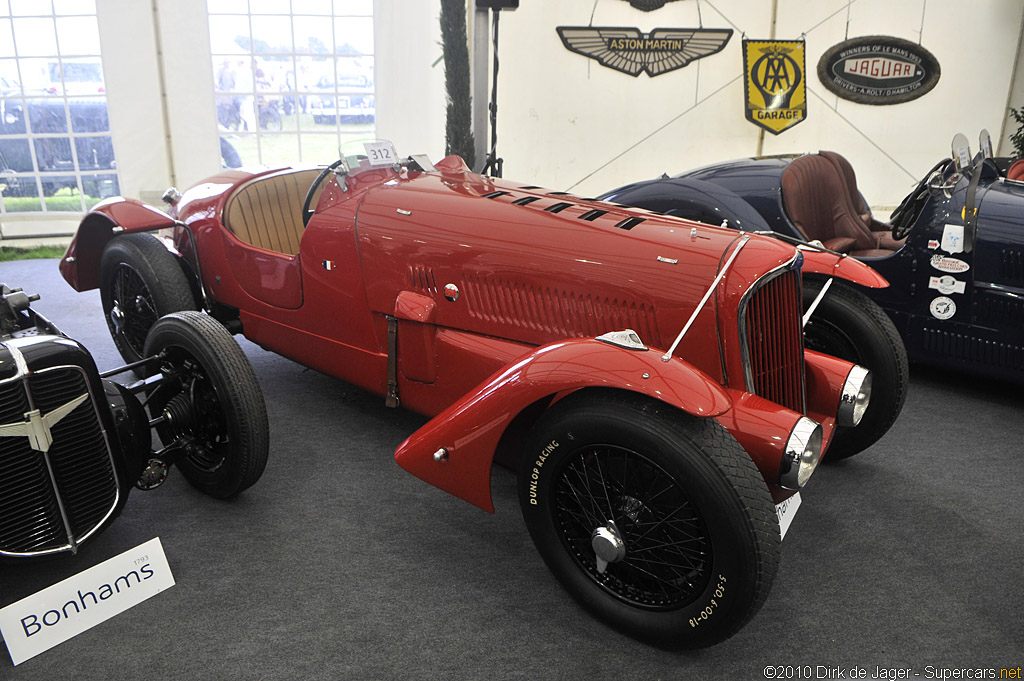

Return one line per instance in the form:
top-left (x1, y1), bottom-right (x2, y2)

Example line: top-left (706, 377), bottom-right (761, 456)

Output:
top-left (838, 365), bottom-right (871, 427)
top-left (780, 417), bottom-right (823, 489)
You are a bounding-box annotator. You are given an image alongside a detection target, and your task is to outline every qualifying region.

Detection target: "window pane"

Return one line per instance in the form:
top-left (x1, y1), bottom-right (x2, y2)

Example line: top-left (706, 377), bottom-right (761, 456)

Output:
top-left (298, 134), bottom-right (334, 163)
top-left (209, 15), bottom-right (250, 54)
top-left (41, 174), bottom-right (82, 211)
top-left (53, 0), bottom-right (95, 14)
top-left (13, 18), bottom-right (58, 56)
top-left (56, 16), bottom-right (100, 55)
top-left (256, 95), bottom-right (293, 130)
top-left (33, 137), bottom-right (72, 171)
top-left (75, 135), bottom-right (113, 170)
top-left (58, 58), bottom-right (104, 94)
top-left (0, 136), bottom-right (31, 169)
top-left (257, 132), bottom-right (297, 167)
top-left (0, 58), bottom-right (20, 94)
top-left (292, 0), bottom-right (332, 16)
top-left (335, 56), bottom-right (370, 90)
top-left (10, 0), bottom-right (49, 17)
top-left (0, 2), bottom-right (9, 18)
top-left (293, 15), bottom-right (331, 55)
top-left (19, 58), bottom-right (60, 94)
top-left (334, 16), bottom-right (371, 55)
top-left (250, 0), bottom-right (284, 14)
top-left (2, 173), bottom-right (42, 212)
top-left (0, 98), bottom-right (26, 134)
top-left (251, 15), bottom-right (291, 54)
top-left (208, 0), bottom-right (247, 13)
top-left (0, 18), bottom-right (14, 57)
top-left (81, 172), bottom-right (117, 208)
top-left (333, 0), bottom-right (372, 16)
top-left (295, 56), bottom-right (329, 91)
top-left (67, 96), bottom-right (107, 131)
top-left (26, 98), bottom-right (67, 133)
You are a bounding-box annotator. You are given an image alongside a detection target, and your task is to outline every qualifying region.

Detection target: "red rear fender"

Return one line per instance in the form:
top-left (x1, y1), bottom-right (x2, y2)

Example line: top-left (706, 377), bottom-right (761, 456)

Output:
top-left (393, 338), bottom-right (733, 512)
top-left (801, 249), bottom-right (889, 288)
top-left (59, 198), bottom-right (176, 292)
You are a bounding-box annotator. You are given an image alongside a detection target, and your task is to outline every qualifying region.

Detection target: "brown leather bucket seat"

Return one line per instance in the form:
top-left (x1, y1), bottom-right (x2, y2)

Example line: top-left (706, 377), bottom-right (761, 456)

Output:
top-left (780, 153), bottom-right (903, 257)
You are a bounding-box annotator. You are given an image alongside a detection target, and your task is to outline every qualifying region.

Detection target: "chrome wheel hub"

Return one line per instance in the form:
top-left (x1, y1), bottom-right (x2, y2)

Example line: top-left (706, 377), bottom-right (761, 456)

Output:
top-left (110, 302), bottom-right (125, 334)
top-left (591, 520), bottom-right (626, 574)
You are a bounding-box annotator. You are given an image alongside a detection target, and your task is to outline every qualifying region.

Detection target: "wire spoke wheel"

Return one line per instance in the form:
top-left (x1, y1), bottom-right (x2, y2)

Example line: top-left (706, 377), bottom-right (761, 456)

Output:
top-left (110, 263), bottom-right (158, 360)
top-left (143, 312), bottom-right (268, 498)
top-left (553, 444), bottom-right (711, 609)
top-left (519, 390), bottom-right (779, 647)
top-left (99, 233), bottom-right (197, 366)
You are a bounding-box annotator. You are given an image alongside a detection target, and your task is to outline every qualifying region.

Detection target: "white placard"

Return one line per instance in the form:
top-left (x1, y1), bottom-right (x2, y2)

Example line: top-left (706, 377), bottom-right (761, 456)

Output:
top-left (941, 224), bottom-right (964, 253)
top-left (363, 140), bottom-right (398, 167)
top-left (775, 492), bottom-right (802, 540)
top-left (0, 537), bottom-right (175, 666)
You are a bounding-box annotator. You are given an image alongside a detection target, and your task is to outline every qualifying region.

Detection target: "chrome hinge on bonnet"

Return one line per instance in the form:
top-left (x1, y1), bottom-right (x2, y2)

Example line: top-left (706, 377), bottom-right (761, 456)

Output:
top-left (661, 235), bottom-right (750, 362)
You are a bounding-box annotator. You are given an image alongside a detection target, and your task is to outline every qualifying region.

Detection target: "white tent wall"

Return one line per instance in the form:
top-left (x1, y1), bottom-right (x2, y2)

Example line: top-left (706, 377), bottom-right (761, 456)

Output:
top-left (5, 0), bottom-right (1022, 244)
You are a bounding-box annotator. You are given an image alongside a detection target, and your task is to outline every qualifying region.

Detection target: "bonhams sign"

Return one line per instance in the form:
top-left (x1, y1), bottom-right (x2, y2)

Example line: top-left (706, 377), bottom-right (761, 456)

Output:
top-left (817, 35), bottom-right (940, 105)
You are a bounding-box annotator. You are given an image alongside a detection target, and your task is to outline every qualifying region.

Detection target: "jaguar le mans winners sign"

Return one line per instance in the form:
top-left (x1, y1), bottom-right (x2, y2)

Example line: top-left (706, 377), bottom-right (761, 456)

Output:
top-left (817, 35), bottom-right (940, 105)
top-left (742, 39), bottom-right (807, 135)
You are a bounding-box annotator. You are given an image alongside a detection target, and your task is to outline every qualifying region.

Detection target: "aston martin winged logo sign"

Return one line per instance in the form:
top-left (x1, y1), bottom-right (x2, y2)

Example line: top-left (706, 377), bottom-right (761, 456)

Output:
top-left (0, 393), bottom-right (88, 453)
top-left (556, 27), bottom-right (733, 77)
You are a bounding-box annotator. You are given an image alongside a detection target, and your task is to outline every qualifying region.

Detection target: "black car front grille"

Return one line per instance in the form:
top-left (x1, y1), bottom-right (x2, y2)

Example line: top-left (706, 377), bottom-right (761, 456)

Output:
top-left (0, 368), bottom-right (118, 555)
top-left (741, 268), bottom-right (805, 414)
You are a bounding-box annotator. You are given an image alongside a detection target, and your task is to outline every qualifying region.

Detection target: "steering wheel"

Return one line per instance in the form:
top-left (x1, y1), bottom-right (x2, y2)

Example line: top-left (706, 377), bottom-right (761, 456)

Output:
top-left (302, 159), bottom-right (345, 228)
top-left (889, 158), bottom-right (953, 241)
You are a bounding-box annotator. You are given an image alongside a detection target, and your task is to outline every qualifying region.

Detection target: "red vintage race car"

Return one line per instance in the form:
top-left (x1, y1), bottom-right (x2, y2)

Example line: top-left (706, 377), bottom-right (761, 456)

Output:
top-left (59, 141), bottom-right (888, 647)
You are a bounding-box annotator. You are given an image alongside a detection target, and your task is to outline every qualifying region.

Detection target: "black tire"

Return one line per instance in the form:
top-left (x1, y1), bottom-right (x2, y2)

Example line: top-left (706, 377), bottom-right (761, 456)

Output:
top-left (802, 279), bottom-right (909, 459)
top-left (99, 233), bottom-right (197, 366)
top-left (519, 390), bottom-right (780, 648)
top-left (143, 312), bottom-right (269, 498)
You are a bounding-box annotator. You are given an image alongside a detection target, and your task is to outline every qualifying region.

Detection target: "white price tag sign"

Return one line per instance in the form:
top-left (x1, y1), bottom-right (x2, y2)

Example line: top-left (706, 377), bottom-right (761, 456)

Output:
top-left (364, 141), bottom-right (398, 167)
top-left (0, 537), bottom-right (175, 666)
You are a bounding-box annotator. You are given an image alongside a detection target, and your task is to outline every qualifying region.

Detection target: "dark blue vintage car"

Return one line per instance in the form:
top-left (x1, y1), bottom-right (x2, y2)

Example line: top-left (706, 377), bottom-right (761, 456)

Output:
top-left (601, 133), bottom-right (1024, 451)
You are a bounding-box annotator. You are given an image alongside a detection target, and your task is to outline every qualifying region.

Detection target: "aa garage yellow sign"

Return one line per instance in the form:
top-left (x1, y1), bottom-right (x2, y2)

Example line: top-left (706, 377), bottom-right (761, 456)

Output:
top-left (743, 39), bottom-right (806, 135)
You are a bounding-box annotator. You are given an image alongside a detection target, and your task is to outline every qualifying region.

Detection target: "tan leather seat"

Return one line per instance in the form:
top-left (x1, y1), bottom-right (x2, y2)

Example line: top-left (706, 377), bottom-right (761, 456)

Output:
top-left (224, 168), bottom-right (323, 255)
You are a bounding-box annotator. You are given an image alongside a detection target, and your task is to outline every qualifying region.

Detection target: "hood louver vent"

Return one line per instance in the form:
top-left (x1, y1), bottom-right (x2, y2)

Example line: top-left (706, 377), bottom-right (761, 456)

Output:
top-left (512, 196), bottom-right (540, 206)
top-left (579, 209), bottom-right (608, 221)
top-left (410, 265), bottom-right (438, 294)
top-left (616, 217), bottom-right (646, 230)
top-left (545, 202), bottom-right (573, 213)
top-left (1002, 249), bottom-right (1024, 283)
top-left (483, 190), bottom-right (511, 199)
top-left (463, 275), bottom-right (660, 345)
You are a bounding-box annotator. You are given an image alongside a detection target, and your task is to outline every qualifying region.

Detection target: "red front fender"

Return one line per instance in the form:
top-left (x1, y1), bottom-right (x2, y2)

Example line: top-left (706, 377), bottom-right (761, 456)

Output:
top-left (801, 249), bottom-right (889, 288)
top-left (59, 197), bottom-right (176, 292)
top-left (394, 338), bottom-right (734, 513)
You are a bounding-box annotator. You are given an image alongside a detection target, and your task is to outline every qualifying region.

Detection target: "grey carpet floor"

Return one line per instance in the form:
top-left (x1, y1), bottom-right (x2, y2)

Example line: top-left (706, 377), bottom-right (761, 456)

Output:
top-left (0, 259), bottom-right (1021, 680)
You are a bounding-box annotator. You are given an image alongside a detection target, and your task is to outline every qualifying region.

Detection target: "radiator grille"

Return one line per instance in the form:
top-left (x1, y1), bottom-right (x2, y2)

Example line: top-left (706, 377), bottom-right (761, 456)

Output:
top-left (0, 367), bottom-right (118, 555)
top-left (741, 269), bottom-right (805, 413)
